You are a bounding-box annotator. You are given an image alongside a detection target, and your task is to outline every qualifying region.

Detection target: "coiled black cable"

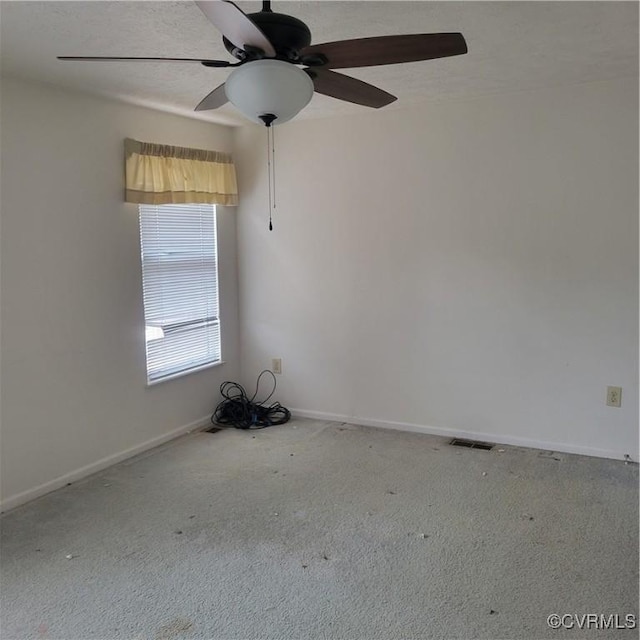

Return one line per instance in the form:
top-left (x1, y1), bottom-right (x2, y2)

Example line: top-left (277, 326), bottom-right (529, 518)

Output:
top-left (211, 369), bottom-right (291, 429)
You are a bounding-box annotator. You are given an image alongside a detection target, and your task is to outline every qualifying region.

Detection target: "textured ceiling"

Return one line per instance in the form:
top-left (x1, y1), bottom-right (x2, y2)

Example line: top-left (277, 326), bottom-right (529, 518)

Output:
top-left (1, 1), bottom-right (638, 127)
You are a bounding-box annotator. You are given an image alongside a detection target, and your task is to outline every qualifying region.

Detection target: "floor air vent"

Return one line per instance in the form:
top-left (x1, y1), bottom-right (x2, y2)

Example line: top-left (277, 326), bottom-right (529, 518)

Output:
top-left (450, 438), bottom-right (494, 451)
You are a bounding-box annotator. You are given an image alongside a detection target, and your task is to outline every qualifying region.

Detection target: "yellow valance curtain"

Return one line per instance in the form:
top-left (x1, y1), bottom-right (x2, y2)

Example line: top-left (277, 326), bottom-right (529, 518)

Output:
top-left (124, 138), bottom-right (238, 206)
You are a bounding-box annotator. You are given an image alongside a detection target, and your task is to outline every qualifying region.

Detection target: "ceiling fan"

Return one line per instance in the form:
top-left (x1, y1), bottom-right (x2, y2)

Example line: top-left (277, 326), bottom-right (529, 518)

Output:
top-left (59, 0), bottom-right (468, 125)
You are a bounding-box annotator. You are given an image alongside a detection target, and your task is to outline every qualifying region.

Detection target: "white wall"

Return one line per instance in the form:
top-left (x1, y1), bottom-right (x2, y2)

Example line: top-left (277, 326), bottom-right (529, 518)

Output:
top-left (0, 77), bottom-right (240, 507)
top-left (234, 77), bottom-right (638, 460)
top-left (1, 74), bottom-right (636, 511)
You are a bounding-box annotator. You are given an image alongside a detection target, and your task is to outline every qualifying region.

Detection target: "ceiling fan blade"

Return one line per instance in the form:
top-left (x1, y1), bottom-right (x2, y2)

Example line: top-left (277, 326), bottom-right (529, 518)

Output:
top-left (195, 0), bottom-right (276, 57)
top-left (195, 83), bottom-right (228, 111)
top-left (58, 56), bottom-right (232, 68)
top-left (301, 33), bottom-right (467, 69)
top-left (305, 69), bottom-right (396, 109)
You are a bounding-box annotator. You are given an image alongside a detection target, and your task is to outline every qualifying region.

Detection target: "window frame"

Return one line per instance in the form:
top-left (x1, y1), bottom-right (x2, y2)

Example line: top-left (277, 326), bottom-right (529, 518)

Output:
top-left (138, 202), bottom-right (223, 385)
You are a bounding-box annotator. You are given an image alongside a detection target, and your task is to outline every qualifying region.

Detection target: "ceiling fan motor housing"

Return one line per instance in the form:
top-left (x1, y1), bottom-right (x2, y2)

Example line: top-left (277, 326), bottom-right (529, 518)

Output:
top-left (223, 11), bottom-right (312, 61)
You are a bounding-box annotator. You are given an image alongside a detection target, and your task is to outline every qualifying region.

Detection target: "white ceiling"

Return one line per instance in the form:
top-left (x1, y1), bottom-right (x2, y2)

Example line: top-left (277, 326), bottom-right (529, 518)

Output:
top-left (1, 1), bottom-right (637, 126)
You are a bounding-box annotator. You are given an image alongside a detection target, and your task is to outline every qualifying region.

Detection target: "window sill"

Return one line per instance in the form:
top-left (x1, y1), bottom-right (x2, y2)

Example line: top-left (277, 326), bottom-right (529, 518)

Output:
top-left (146, 360), bottom-right (226, 387)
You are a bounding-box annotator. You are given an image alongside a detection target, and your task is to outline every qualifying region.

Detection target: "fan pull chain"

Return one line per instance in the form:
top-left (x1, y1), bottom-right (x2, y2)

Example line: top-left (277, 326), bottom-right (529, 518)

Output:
top-left (266, 125), bottom-right (273, 230)
top-left (271, 125), bottom-right (276, 210)
top-left (259, 113), bottom-right (278, 231)
top-left (265, 124), bottom-right (277, 231)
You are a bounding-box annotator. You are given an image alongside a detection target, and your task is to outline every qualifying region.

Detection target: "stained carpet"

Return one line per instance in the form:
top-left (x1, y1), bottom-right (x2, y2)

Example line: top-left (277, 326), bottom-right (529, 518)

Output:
top-left (1, 419), bottom-right (638, 639)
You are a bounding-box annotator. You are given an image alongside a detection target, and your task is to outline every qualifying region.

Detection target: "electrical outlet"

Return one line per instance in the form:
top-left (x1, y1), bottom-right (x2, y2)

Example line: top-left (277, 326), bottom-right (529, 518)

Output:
top-left (271, 358), bottom-right (282, 375)
top-left (606, 386), bottom-right (622, 408)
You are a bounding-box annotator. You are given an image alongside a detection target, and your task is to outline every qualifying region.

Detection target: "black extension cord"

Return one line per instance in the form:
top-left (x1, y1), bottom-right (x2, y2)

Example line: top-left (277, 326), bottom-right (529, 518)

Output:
top-left (211, 370), bottom-right (291, 430)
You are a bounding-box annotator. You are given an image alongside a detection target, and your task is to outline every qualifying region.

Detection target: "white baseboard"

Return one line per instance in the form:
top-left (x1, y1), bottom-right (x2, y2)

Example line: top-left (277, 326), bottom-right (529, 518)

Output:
top-left (0, 415), bottom-right (211, 513)
top-left (291, 408), bottom-right (631, 462)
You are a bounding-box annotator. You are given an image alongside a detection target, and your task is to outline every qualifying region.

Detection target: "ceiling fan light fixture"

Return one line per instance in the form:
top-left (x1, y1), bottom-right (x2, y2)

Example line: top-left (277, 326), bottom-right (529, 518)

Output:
top-left (225, 59), bottom-right (314, 125)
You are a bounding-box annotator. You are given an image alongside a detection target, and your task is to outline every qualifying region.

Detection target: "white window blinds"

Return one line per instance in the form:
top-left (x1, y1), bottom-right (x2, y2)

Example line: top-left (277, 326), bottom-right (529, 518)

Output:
top-left (139, 203), bottom-right (221, 383)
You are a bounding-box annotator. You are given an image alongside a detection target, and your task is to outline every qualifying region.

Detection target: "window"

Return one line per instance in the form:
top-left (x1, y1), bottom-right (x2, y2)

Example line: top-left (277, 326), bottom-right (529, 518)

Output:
top-left (138, 203), bottom-right (221, 383)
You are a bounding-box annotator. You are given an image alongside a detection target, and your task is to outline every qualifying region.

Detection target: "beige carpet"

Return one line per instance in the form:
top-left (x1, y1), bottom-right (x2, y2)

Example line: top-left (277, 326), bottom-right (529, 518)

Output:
top-left (1, 419), bottom-right (638, 639)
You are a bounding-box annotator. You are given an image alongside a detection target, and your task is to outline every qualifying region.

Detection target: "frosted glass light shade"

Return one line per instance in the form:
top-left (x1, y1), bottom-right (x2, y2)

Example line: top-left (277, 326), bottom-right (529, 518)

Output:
top-left (225, 59), bottom-right (314, 125)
